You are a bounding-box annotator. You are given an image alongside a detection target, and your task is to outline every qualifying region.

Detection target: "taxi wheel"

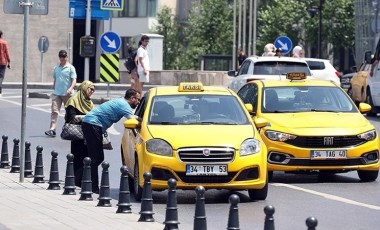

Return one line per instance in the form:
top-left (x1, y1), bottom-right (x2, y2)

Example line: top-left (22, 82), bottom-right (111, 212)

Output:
top-left (248, 178), bottom-right (268, 201)
top-left (120, 145), bottom-right (126, 166)
top-left (357, 170), bottom-right (379, 182)
top-left (268, 171), bottom-right (273, 182)
top-left (133, 159), bottom-right (143, 201)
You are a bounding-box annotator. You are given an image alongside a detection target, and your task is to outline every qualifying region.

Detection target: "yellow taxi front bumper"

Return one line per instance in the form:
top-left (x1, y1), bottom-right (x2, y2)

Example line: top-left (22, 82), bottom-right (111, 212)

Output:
top-left (265, 137), bottom-right (380, 172)
top-left (138, 150), bottom-right (268, 190)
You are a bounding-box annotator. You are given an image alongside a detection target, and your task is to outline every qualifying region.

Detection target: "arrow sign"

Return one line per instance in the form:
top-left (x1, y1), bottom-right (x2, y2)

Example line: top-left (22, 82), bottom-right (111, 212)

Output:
top-left (100, 31), bottom-right (121, 53)
top-left (274, 36), bottom-right (293, 55)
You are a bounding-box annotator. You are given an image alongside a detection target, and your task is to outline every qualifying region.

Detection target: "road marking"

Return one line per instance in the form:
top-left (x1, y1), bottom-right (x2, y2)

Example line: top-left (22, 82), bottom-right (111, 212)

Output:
top-left (30, 103), bottom-right (52, 107)
top-left (272, 183), bottom-right (380, 210)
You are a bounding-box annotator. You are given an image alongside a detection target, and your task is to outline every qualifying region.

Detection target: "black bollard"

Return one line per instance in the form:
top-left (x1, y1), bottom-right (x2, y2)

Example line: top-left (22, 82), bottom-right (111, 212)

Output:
top-left (0, 135), bottom-right (10, 168)
top-left (24, 141), bottom-right (33, 178)
top-left (306, 217), bottom-right (318, 230)
top-left (263, 205), bottom-right (275, 230)
top-left (138, 172), bottom-right (155, 222)
top-left (63, 153), bottom-right (76, 195)
top-left (97, 162), bottom-right (112, 207)
top-left (47, 151), bottom-right (60, 190)
top-left (163, 178), bottom-right (180, 230)
top-left (32, 146), bottom-right (44, 183)
top-left (79, 157), bottom-right (93, 201)
top-left (10, 138), bottom-right (20, 173)
top-left (116, 166), bottom-right (132, 213)
top-left (193, 186), bottom-right (207, 230)
top-left (227, 194), bottom-right (240, 230)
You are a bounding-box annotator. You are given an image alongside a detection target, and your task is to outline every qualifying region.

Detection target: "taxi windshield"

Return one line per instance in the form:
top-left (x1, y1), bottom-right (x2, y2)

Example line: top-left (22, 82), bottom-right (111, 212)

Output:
top-left (149, 95), bottom-right (250, 125)
top-left (262, 86), bottom-right (357, 113)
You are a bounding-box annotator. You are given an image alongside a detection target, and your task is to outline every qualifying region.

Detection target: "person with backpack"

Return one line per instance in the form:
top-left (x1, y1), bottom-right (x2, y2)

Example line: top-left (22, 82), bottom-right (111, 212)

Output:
top-left (125, 46), bottom-right (140, 92)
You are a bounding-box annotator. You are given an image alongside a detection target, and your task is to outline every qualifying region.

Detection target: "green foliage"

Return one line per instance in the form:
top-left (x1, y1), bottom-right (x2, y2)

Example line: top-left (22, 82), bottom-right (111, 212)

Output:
top-left (257, 0), bottom-right (308, 55)
top-left (155, 0), bottom-right (233, 70)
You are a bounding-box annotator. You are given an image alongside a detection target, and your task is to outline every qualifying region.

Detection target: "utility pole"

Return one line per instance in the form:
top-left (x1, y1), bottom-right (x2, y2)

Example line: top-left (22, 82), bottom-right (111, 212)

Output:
top-left (84, 0), bottom-right (91, 81)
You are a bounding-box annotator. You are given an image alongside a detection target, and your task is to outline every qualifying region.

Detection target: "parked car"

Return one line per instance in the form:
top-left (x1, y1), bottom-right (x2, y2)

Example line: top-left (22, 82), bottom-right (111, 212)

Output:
top-left (121, 82), bottom-right (268, 201)
top-left (227, 56), bottom-right (312, 92)
top-left (341, 72), bottom-right (355, 92)
top-left (237, 73), bottom-right (379, 182)
top-left (303, 58), bottom-right (341, 86)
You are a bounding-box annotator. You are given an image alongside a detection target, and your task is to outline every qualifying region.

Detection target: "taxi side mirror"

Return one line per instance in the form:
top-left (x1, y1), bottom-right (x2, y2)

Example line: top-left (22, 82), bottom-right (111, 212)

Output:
top-left (254, 117), bottom-right (268, 128)
top-left (124, 118), bottom-right (139, 129)
top-left (245, 103), bottom-right (253, 113)
top-left (358, 103), bottom-right (371, 113)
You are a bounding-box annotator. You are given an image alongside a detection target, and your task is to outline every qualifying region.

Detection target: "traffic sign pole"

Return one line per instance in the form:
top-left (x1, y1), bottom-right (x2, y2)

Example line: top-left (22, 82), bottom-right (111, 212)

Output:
top-left (84, 0), bottom-right (91, 81)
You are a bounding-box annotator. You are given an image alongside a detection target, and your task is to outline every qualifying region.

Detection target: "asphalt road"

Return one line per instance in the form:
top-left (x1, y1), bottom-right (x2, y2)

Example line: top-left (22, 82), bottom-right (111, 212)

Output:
top-left (1, 89), bottom-right (379, 230)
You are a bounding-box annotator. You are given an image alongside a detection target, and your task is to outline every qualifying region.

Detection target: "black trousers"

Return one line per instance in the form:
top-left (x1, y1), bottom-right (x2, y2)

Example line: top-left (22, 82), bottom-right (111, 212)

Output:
top-left (71, 139), bottom-right (87, 187)
top-left (82, 122), bottom-right (104, 193)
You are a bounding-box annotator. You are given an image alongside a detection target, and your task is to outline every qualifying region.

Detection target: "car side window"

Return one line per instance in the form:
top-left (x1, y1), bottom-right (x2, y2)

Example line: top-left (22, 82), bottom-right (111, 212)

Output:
top-left (237, 83), bottom-right (258, 111)
top-left (237, 61), bottom-right (250, 75)
top-left (134, 92), bottom-right (148, 118)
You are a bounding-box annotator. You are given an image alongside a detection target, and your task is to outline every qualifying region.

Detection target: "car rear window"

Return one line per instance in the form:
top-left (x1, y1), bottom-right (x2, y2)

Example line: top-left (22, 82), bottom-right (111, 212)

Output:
top-left (253, 61), bottom-right (311, 76)
top-left (306, 61), bottom-right (326, 70)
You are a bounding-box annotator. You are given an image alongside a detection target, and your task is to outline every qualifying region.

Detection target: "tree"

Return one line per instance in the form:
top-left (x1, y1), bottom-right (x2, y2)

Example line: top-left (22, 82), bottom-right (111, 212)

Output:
top-left (257, 0), bottom-right (308, 56)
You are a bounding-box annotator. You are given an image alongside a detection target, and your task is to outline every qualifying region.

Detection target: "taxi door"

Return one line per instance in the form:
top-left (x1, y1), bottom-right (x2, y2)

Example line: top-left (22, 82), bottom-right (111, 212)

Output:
top-left (123, 94), bottom-right (147, 176)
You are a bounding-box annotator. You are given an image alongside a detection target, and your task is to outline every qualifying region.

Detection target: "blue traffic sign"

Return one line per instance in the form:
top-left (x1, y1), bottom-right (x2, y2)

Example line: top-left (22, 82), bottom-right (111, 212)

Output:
top-left (101, 0), bottom-right (124, 10)
top-left (274, 36), bottom-right (293, 55)
top-left (100, 31), bottom-right (121, 53)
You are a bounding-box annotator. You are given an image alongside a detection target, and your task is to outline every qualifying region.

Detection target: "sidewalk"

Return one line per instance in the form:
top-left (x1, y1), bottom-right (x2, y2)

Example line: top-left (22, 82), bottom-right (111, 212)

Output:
top-left (0, 169), bottom-right (163, 230)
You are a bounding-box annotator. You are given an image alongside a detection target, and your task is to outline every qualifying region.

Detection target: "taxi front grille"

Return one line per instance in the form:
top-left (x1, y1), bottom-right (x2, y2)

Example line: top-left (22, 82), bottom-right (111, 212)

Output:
top-left (178, 147), bottom-right (235, 163)
top-left (285, 136), bottom-right (366, 148)
top-left (177, 172), bottom-right (236, 183)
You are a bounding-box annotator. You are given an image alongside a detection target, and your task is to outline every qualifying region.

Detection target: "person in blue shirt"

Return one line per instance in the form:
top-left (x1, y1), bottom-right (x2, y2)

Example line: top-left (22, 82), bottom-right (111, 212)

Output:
top-left (45, 50), bottom-right (77, 137)
top-left (82, 88), bottom-right (141, 193)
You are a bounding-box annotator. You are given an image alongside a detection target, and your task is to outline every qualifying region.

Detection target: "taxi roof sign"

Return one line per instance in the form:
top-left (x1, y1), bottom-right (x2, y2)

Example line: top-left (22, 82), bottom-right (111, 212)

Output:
top-left (178, 82), bottom-right (204, 92)
top-left (286, 72), bottom-right (306, 80)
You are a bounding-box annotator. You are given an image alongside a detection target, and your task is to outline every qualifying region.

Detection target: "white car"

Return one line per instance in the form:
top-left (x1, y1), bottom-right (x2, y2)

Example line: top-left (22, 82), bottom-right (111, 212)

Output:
top-left (227, 56), bottom-right (312, 92)
top-left (303, 58), bottom-right (341, 86)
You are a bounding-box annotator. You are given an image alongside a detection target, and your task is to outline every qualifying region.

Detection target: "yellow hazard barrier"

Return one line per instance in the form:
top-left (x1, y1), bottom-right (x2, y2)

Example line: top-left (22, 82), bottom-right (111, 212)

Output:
top-left (100, 53), bottom-right (119, 83)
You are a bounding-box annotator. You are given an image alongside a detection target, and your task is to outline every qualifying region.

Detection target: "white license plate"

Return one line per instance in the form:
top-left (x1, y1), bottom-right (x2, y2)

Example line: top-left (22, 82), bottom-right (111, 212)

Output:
top-left (186, 165), bottom-right (228, 176)
top-left (311, 150), bottom-right (347, 160)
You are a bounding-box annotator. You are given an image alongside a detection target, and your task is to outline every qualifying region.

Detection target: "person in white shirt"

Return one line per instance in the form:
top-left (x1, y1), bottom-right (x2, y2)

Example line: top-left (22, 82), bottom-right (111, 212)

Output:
top-left (137, 35), bottom-right (150, 93)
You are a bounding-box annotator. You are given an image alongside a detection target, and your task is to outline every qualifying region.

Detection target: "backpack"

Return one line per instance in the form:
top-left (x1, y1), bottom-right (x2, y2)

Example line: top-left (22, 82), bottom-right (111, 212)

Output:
top-left (124, 51), bottom-right (137, 73)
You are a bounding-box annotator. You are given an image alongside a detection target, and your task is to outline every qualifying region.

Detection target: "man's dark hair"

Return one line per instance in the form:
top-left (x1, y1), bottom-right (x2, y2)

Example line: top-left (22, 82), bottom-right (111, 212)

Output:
top-left (141, 35), bottom-right (150, 41)
top-left (125, 88), bottom-right (139, 99)
top-left (0, 30), bottom-right (3, 38)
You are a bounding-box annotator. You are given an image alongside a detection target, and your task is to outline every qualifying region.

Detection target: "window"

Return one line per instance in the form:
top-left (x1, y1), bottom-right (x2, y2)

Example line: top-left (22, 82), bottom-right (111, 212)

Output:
top-left (253, 61), bottom-right (312, 75)
top-left (237, 84), bottom-right (258, 112)
top-left (112, 0), bottom-right (157, 17)
top-left (306, 61), bottom-right (326, 70)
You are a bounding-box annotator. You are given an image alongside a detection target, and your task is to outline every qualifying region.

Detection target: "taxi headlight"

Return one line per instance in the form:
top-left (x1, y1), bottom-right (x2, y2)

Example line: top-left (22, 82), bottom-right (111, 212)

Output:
top-left (146, 139), bottom-right (173, 156)
top-left (265, 130), bottom-right (297, 142)
top-left (357, 130), bottom-right (377, 141)
top-left (240, 139), bottom-right (261, 156)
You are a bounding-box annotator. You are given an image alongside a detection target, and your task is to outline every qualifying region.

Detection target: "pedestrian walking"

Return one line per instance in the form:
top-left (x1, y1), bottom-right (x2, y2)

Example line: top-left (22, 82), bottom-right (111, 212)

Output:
top-left (292, 45), bottom-right (304, 58)
top-left (81, 88), bottom-right (141, 193)
top-left (45, 50), bottom-right (77, 137)
top-left (124, 45), bottom-right (140, 92)
top-left (0, 30), bottom-right (11, 96)
top-left (64, 80), bottom-right (95, 187)
top-left (137, 35), bottom-right (150, 93)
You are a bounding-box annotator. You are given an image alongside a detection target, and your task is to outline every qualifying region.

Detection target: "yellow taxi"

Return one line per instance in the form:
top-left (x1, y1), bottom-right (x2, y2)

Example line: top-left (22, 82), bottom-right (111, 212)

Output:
top-left (121, 82), bottom-right (268, 201)
top-left (237, 73), bottom-right (380, 181)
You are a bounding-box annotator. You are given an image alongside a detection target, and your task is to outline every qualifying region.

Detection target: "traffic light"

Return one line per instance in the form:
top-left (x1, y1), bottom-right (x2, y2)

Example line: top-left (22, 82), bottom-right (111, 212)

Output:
top-left (79, 35), bottom-right (96, 57)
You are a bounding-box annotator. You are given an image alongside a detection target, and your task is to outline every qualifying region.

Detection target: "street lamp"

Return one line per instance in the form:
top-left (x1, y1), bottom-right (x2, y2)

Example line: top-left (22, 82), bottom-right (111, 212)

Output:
top-left (309, 0), bottom-right (323, 58)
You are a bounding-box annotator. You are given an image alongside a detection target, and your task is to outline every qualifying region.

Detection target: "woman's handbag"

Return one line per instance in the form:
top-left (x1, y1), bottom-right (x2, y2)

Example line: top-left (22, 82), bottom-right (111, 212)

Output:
top-left (60, 123), bottom-right (84, 141)
top-left (102, 132), bottom-right (113, 150)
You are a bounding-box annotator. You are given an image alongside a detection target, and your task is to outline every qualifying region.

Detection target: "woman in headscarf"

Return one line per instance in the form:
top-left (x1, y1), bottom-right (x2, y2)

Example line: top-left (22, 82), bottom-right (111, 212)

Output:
top-left (64, 80), bottom-right (95, 187)
top-left (262, 43), bottom-right (276, 56)
top-left (292, 45), bottom-right (304, 58)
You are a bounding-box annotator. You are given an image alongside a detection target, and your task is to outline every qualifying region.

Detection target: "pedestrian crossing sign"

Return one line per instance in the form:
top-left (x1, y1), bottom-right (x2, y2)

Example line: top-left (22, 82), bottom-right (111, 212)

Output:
top-left (101, 0), bottom-right (124, 11)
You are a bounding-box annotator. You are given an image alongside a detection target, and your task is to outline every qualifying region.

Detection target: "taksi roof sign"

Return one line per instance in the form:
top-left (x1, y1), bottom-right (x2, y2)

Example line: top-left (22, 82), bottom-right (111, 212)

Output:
top-left (100, 0), bottom-right (124, 11)
top-left (274, 36), bottom-right (293, 55)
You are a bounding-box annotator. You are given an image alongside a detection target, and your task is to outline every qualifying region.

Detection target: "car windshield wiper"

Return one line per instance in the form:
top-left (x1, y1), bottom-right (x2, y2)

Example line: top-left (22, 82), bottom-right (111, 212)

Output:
top-left (150, 121), bottom-right (178, 125)
top-left (310, 109), bottom-right (338, 112)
